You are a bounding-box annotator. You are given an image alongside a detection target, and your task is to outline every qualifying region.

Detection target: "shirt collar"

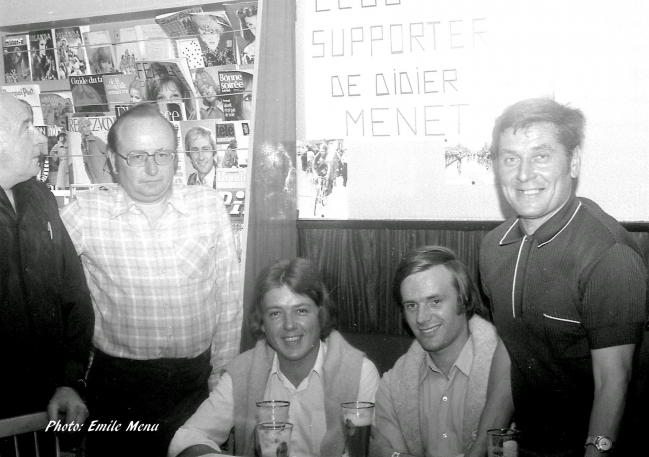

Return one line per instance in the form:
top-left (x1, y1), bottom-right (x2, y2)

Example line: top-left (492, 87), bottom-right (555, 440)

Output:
top-left (499, 195), bottom-right (582, 247)
top-left (110, 183), bottom-right (189, 218)
top-left (270, 340), bottom-right (327, 382)
top-left (197, 167), bottom-right (216, 188)
top-left (420, 334), bottom-right (473, 383)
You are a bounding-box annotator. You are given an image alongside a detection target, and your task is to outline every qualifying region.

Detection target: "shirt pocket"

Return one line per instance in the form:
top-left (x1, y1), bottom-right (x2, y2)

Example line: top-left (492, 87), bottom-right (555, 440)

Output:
top-left (175, 236), bottom-right (215, 280)
top-left (541, 312), bottom-right (589, 360)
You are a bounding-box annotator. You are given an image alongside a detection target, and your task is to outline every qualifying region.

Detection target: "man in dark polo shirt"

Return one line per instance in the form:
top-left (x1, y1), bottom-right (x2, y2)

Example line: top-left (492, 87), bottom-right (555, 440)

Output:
top-left (480, 98), bottom-right (647, 457)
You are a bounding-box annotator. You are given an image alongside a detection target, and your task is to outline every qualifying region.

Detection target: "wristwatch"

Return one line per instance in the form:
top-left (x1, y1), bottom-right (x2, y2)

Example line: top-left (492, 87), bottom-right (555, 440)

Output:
top-left (585, 436), bottom-right (614, 453)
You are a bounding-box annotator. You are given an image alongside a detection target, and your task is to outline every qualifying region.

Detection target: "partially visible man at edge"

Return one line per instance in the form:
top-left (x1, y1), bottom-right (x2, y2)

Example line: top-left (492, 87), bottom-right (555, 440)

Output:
top-left (0, 93), bottom-right (94, 423)
top-left (480, 98), bottom-right (647, 456)
top-left (60, 104), bottom-right (242, 457)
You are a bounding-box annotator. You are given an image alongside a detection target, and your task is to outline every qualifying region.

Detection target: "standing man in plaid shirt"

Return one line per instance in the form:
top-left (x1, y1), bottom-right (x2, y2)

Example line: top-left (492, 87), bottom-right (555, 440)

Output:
top-left (61, 104), bottom-right (242, 457)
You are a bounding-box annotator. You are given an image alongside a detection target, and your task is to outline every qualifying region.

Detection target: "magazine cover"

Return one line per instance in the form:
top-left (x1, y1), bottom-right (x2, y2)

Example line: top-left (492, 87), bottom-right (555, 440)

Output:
top-left (29, 29), bottom-right (57, 81)
top-left (54, 26), bottom-right (89, 79)
top-left (103, 73), bottom-right (136, 112)
top-left (66, 113), bottom-right (117, 185)
top-left (114, 27), bottom-right (142, 74)
top-left (70, 74), bottom-right (109, 113)
top-left (178, 119), bottom-right (217, 185)
top-left (218, 69), bottom-right (253, 121)
top-left (216, 120), bottom-right (248, 262)
top-left (189, 9), bottom-right (237, 67)
top-left (155, 6), bottom-right (203, 38)
top-left (32, 125), bottom-right (50, 184)
top-left (1, 84), bottom-right (44, 125)
top-left (134, 24), bottom-right (175, 61)
top-left (3, 34), bottom-right (31, 83)
top-left (193, 67), bottom-right (253, 121)
top-left (83, 30), bottom-right (117, 75)
top-left (176, 38), bottom-right (205, 69)
top-left (224, 1), bottom-right (258, 66)
top-left (215, 120), bottom-right (250, 168)
top-left (39, 91), bottom-right (74, 128)
top-left (178, 118), bottom-right (247, 261)
top-left (44, 124), bottom-right (68, 190)
top-left (135, 59), bottom-right (198, 119)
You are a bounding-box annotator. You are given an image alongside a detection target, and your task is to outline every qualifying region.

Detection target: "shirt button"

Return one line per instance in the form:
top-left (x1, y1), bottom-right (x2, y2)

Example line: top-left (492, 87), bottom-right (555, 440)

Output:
top-left (442, 396), bottom-right (448, 401)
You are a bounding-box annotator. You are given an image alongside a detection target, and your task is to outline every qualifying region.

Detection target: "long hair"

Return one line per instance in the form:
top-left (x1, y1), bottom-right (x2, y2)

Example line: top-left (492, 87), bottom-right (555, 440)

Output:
top-left (392, 245), bottom-right (488, 320)
top-left (249, 258), bottom-right (337, 340)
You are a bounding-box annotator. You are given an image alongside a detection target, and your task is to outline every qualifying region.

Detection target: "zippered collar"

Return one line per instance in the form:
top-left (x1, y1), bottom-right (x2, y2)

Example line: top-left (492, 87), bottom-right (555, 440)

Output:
top-left (499, 196), bottom-right (582, 247)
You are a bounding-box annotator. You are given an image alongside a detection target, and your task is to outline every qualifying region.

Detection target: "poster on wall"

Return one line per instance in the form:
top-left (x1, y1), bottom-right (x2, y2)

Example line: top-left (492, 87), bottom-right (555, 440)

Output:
top-left (297, 139), bottom-right (348, 218)
top-left (297, 0), bottom-right (554, 220)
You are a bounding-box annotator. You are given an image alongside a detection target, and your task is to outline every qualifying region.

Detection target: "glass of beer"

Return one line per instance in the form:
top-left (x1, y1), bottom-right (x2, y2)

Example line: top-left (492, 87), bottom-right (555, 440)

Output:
top-left (341, 401), bottom-right (374, 457)
top-left (487, 428), bottom-right (521, 457)
top-left (257, 422), bottom-right (292, 457)
top-left (256, 400), bottom-right (290, 423)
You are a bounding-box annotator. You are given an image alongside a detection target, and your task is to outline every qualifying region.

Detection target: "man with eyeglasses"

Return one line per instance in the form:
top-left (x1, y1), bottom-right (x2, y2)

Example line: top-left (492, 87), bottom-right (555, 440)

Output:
top-left (60, 104), bottom-right (242, 457)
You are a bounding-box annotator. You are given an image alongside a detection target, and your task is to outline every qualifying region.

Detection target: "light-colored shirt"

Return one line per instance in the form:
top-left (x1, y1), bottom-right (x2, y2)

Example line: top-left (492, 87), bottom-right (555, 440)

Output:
top-left (60, 183), bottom-right (242, 388)
top-left (194, 167), bottom-right (217, 189)
top-left (376, 335), bottom-right (473, 457)
top-left (168, 341), bottom-right (380, 457)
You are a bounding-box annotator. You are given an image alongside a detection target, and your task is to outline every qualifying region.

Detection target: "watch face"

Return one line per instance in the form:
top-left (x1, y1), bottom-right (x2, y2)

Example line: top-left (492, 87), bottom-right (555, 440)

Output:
top-left (597, 436), bottom-right (613, 451)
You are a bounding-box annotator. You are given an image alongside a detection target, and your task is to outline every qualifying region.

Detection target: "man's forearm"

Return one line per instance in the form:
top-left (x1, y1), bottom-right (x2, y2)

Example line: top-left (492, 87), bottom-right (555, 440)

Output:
top-left (585, 345), bottom-right (635, 456)
top-left (177, 444), bottom-right (225, 457)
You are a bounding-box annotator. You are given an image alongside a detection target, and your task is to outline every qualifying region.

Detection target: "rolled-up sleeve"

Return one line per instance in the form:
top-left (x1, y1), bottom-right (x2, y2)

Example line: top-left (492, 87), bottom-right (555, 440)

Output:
top-left (168, 373), bottom-right (235, 457)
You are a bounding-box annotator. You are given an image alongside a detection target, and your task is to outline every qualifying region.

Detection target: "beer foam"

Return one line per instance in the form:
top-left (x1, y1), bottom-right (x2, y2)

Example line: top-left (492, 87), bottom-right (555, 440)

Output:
top-left (343, 408), bottom-right (373, 426)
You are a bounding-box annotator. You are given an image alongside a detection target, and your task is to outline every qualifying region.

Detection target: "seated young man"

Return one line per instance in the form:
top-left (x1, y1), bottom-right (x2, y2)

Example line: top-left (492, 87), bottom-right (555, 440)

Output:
top-left (372, 246), bottom-right (513, 457)
top-left (169, 258), bottom-right (380, 457)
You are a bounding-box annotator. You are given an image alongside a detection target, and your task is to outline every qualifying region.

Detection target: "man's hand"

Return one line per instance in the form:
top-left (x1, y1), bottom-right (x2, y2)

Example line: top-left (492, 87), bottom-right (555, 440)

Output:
top-left (47, 386), bottom-right (89, 426)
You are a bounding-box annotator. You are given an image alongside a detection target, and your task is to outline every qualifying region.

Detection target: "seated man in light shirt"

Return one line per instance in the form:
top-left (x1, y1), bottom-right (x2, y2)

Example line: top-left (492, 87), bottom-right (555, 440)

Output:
top-left (169, 258), bottom-right (380, 457)
top-left (372, 246), bottom-right (513, 457)
top-left (185, 126), bottom-right (218, 189)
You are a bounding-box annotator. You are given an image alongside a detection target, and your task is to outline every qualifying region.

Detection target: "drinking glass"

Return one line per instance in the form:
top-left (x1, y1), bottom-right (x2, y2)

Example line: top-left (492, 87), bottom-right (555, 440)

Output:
top-left (487, 428), bottom-right (521, 457)
top-left (256, 400), bottom-right (290, 423)
top-left (341, 401), bottom-right (374, 457)
top-left (257, 422), bottom-right (292, 457)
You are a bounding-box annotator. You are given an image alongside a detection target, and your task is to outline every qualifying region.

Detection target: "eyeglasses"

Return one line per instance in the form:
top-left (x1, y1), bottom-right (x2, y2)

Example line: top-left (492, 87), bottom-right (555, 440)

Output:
top-left (114, 149), bottom-right (177, 167)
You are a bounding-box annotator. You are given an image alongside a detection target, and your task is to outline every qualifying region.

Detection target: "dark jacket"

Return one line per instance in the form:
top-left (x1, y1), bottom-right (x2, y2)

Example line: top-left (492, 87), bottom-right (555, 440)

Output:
top-left (0, 179), bottom-right (94, 418)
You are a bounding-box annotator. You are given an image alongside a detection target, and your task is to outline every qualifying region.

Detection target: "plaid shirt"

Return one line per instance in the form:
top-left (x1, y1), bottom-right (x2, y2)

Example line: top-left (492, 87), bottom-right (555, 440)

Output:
top-left (61, 183), bottom-right (242, 388)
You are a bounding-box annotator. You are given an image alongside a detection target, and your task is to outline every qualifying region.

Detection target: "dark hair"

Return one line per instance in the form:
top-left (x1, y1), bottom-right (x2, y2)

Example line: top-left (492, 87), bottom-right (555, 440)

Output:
top-left (249, 258), bottom-right (337, 340)
top-left (107, 103), bottom-right (177, 153)
top-left (491, 98), bottom-right (585, 158)
top-left (392, 245), bottom-right (488, 320)
top-left (148, 76), bottom-right (195, 120)
top-left (56, 132), bottom-right (66, 141)
top-left (231, 72), bottom-right (253, 120)
top-left (237, 6), bottom-right (258, 43)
